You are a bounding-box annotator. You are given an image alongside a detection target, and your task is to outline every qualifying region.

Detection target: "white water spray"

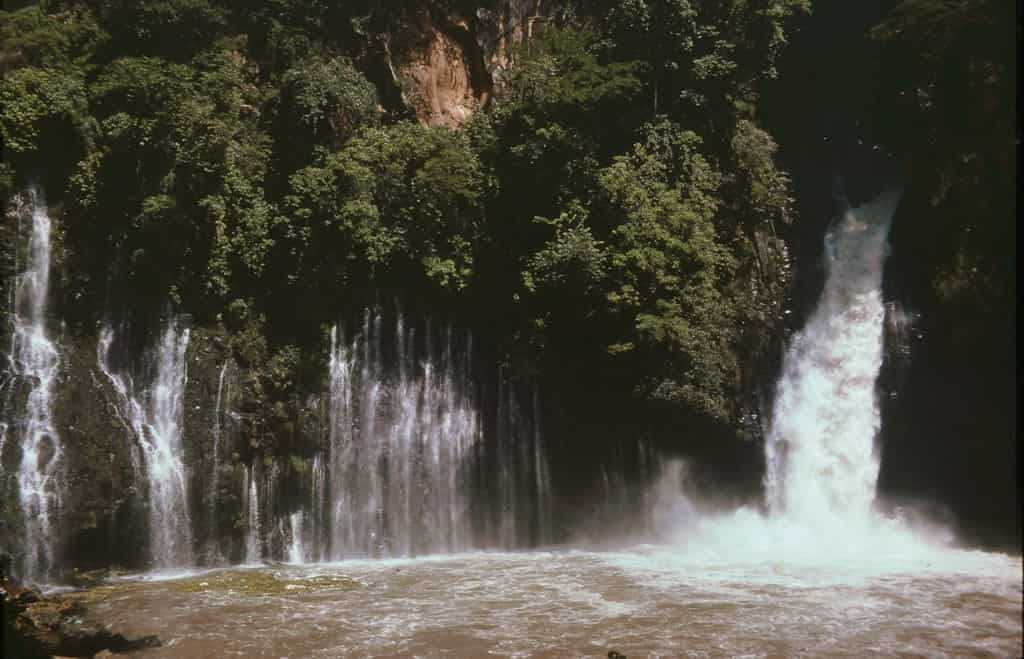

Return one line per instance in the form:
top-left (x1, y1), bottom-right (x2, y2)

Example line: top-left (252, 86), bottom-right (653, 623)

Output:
top-left (765, 190), bottom-right (902, 528)
top-left (7, 187), bottom-right (62, 581)
top-left (636, 189), bottom-right (972, 566)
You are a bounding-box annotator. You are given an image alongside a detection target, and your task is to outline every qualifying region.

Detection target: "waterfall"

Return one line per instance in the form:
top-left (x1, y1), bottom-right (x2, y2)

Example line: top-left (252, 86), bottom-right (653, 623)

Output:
top-left (576, 438), bottom-right (663, 542)
top-left (765, 190), bottom-right (902, 527)
top-left (243, 464), bottom-right (261, 563)
top-left (97, 328), bottom-right (143, 479)
top-left (207, 360), bottom-right (229, 562)
top-left (322, 306), bottom-right (481, 558)
top-left (212, 362), bottom-right (228, 496)
top-left (97, 318), bottom-right (194, 568)
top-left (301, 303), bottom-right (553, 559)
top-left (6, 187), bottom-right (62, 582)
top-left (494, 370), bottom-right (552, 547)
top-left (287, 511), bottom-right (305, 564)
top-left (309, 453), bottom-right (326, 561)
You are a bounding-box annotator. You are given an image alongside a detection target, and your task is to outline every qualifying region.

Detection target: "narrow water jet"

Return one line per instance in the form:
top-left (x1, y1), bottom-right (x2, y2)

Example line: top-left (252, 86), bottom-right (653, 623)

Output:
top-left (287, 511), bottom-right (305, 564)
top-left (243, 464), bottom-right (261, 563)
top-left (206, 360), bottom-right (229, 563)
top-left (6, 186), bottom-right (62, 582)
top-left (492, 372), bottom-right (552, 548)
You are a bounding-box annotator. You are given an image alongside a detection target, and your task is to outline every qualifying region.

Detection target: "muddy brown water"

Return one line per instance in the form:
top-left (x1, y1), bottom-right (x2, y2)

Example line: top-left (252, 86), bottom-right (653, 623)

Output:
top-left (71, 548), bottom-right (1021, 658)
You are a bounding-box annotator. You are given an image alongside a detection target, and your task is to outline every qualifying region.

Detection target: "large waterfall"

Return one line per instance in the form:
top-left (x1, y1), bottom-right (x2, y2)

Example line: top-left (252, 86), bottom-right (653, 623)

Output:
top-left (640, 190), bottom-right (928, 559)
top-left (765, 190), bottom-right (902, 528)
top-left (98, 319), bottom-right (194, 568)
top-left (5, 187), bottom-right (62, 582)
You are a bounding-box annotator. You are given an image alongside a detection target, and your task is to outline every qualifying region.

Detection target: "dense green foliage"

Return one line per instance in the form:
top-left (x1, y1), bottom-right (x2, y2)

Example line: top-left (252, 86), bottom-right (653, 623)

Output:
top-left (869, 0), bottom-right (1015, 311)
top-left (2, 0), bottom-right (806, 433)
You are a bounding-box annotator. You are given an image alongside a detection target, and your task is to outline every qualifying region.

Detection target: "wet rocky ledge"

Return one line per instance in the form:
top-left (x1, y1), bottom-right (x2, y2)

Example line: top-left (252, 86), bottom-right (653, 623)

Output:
top-left (1, 560), bottom-right (370, 658)
top-left (1, 562), bottom-right (160, 658)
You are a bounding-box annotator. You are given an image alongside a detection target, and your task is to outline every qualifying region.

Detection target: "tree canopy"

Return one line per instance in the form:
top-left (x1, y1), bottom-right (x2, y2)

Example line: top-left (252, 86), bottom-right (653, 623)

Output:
top-left (2, 0), bottom-right (806, 433)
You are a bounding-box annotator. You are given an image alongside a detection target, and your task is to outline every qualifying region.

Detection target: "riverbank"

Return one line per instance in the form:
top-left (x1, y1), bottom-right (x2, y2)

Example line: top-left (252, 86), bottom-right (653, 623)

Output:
top-left (1, 560), bottom-right (160, 658)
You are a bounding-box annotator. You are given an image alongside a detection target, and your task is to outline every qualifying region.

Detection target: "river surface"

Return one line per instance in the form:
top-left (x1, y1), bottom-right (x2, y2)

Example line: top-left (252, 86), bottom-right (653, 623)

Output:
top-left (77, 545), bottom-right (1021, 658)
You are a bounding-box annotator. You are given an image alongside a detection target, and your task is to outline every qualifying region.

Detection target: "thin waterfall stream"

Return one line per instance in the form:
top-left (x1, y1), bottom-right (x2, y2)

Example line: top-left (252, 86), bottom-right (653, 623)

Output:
top-left (5, 187), bottom-right (62, 583)
top-left (97, 319), bottom-right (193, 569)
top-left (243, 464), bottom-right (261, 564)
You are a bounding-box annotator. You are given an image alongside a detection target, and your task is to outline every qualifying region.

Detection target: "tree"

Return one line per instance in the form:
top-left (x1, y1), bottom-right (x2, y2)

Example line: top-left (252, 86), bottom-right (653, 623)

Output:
top-left (279, 122), bottom-right (484, 297)
top-left (595, 119), bottom-right (738, 420)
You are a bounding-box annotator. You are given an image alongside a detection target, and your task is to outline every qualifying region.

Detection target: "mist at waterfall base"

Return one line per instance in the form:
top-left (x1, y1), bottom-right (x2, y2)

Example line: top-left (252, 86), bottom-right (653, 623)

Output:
top-left (572, 188), bottom-right (995, 567)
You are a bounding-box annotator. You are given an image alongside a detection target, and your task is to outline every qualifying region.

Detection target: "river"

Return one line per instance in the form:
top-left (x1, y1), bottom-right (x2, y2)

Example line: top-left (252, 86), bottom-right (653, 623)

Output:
top-left (73, 543), bottom-right (1021, 658)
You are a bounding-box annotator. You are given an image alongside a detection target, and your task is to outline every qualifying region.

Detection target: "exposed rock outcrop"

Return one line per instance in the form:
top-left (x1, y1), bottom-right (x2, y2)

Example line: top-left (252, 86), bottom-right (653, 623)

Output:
top-left (1, 568), bottom-right (160, 658)
top-left (385, 1), bottom-right (551, 126)
top-left (395, 27), bottom-right (480, 127)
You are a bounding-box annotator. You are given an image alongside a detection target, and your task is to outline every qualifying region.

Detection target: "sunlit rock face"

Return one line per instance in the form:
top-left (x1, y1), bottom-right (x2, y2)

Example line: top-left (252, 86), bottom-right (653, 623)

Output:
top-left (395, 27), bottom-right (481, 127)
top-left (387, 1), bottom-right (557, 127)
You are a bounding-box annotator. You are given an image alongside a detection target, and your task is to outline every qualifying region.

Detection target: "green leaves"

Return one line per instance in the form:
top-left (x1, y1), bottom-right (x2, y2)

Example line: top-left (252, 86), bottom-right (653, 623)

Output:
top-left (281, 122), bottom-right (484, 292)
top-left (279, 56), bottom-right (378, 147)
top-left (0, 66), bottom-right (90, 154)
top-left (0, 4), bottom-right (107, 71)
top-left (503, 28), bottom-right (646, 115)
top-left (730, 119), bottom-right (792, 225)
top-left (0, 5), bottom-right (804, 432)
top-left (524, 206), bottom-right (608, 295)
top-left (593, 120), bottom-right (738, 420)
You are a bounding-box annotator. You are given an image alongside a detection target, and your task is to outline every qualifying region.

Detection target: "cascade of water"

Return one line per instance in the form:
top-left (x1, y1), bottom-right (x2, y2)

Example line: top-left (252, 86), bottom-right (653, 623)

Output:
top-left (301, 302), bottom-right (555, 558)
top-left (765, 190), bottom-right (902, 528)
top-left (97, 319), bottom-right (193, 568)
top-left (7, 186), bottom-right (62, 582)
top-left (323, 305), bottom-right (482, 558)
top-left (532, 386), bottom-right (552, 545)
top-left (243, 464), bottom-right (261, 563)
top-left (97, 328), bottom-right (144, 478)
top-left (579, 438), bottom-right (663, 540)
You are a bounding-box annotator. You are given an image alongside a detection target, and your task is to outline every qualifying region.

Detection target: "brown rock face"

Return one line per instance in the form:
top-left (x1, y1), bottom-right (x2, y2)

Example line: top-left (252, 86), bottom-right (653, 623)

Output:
top-left (398, 29), bottom-right (480, 127)
top-left (384, 1), bottom-right (554, 127)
